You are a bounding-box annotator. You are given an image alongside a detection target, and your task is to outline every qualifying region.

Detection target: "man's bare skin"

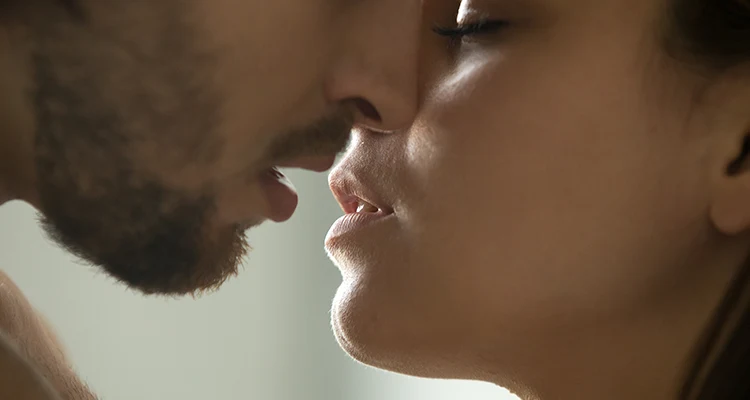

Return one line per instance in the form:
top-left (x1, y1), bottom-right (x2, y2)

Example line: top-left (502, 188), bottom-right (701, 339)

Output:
top-left (0, 271), bottom-right (95, 399)
top-left (0, 0), bottom-right (420, 398)
top-left (0, 335), bottom-right (61, 400)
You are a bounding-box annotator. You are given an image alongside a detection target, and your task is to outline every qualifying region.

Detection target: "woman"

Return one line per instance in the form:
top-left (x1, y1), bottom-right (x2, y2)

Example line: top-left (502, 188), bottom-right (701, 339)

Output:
top-left (325, 0), bottom-right (750, 399)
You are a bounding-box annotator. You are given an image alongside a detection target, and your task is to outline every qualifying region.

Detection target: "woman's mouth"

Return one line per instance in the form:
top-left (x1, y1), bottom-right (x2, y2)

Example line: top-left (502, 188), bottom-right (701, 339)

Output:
top-left (326, 167), bottom-right (396, 244)
top-left (326, 207), bottom-right (394, 243)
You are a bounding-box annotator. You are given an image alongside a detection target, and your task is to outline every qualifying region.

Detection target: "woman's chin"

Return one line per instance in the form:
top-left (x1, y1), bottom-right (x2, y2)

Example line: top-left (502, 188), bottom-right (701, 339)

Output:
top-left (329, 276), bottom-right (464, 379)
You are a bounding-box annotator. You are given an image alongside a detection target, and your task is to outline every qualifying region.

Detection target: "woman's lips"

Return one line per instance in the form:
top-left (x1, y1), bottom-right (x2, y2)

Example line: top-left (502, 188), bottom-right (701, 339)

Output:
top-left (326, 209), bottom-right (394, 243)
top-left (259, 168), bottom-right (298, 222)
top-left (276, 155), bottom-right (337, 172)
top-left (326, 157), bottom-right (396, 243)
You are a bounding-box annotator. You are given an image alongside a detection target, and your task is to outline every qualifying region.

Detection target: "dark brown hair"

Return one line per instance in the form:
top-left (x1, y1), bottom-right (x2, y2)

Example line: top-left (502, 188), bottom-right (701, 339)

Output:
top-left (668, 0), bottom-right (750, 399)
top-left (669, 0), bottom-right (750, 70)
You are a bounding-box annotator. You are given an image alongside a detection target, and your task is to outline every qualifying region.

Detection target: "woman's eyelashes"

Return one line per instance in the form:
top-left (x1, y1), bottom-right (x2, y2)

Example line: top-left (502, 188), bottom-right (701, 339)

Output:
top-left (432, 19), bottom-right (509, 43)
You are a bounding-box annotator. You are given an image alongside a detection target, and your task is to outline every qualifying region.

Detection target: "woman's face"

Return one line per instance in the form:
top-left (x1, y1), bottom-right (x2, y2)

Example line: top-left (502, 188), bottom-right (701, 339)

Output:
top-left (326, 0), bottom-right (749, 394)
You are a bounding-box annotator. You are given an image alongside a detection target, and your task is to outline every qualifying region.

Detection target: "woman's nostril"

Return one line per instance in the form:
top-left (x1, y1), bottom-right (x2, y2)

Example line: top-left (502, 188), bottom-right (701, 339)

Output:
top-left (352, 98), bottom-right (382, 123)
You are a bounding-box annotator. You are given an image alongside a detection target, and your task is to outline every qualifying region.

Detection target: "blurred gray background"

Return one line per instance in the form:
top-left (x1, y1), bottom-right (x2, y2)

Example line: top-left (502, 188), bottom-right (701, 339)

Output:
top-left (0, 169), bottom-right (518, 400)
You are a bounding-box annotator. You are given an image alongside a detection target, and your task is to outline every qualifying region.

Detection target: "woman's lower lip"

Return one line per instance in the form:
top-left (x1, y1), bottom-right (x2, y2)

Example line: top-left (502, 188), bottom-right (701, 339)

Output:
top-left (326, 211), bottom-right (394, 242)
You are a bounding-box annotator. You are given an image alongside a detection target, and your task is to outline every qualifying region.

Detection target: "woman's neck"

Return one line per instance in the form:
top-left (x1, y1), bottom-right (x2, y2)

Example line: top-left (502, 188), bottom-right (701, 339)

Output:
top-left (486, 247), bottom-right (742, 400)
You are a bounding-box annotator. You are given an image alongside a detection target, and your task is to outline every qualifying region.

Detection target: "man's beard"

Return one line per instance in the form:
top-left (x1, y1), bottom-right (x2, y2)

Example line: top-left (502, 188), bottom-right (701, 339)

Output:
top-left (34, 111), bottom-right (353, 296)
top-left (30, 22), bottom-right (354, 295)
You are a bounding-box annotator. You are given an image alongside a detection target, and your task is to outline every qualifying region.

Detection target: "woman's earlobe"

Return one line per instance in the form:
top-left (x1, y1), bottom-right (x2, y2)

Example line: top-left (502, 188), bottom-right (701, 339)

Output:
top-left (726, 136), bottom-right (750, 175)
top-left (711, 136), bottom-right (750, 235)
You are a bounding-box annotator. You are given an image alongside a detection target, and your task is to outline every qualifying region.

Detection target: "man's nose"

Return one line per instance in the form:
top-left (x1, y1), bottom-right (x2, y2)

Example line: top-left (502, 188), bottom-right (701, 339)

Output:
top-left (324, 0), bottom-right (421, 133)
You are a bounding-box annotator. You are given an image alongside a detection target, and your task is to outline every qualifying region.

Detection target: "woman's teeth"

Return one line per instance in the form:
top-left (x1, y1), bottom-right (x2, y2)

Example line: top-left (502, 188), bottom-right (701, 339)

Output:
top-left (356, 201), bottom-right (379, 213)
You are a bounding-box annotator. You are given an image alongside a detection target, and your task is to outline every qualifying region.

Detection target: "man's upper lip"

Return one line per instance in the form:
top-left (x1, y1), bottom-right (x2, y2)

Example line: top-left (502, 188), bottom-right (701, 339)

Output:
top-left (329, 168), bottom-right (393, 215)
top-left (276, 156), bottom-right (337, 172)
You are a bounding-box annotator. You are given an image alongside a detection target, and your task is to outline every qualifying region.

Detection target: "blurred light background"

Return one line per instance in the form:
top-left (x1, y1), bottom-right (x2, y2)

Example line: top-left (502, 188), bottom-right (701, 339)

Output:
top-left (0, 169), bottom-right (519, 400)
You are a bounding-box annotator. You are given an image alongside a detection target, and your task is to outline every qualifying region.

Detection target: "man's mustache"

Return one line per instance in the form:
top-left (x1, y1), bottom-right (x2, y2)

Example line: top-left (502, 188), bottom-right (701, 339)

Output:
top-left (268, 110), bottom-right (355, 164)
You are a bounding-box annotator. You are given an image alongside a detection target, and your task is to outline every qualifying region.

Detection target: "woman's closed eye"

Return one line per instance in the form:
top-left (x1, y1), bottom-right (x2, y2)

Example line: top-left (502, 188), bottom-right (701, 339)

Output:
top-left (432, 19), bottom-right (509, 44)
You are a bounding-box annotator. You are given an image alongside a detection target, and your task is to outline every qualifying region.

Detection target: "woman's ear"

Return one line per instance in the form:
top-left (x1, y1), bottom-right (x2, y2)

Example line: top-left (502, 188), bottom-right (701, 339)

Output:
top-left (711, 135), bottom-right (750, 235)
top-left (706, 68), bottom-right (750, 236)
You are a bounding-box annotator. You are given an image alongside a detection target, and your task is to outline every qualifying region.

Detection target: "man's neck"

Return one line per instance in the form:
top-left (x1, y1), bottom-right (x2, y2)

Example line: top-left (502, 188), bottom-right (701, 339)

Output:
top-left (0, 139), bottom-right (17, 206)
top-left (0, 133), bottom-right (34, 207)
top-left (0, 185), bottom-right (9, 206)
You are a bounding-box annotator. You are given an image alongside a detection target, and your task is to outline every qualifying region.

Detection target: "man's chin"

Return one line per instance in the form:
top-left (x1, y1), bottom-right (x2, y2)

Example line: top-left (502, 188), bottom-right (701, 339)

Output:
top-left (42, 222), bottom-right (248, 296)
top-left (105, 236), bottom-right (248, 296)
top-left (101, 249), bottom-right (245, 296)
top-left (111, 267), bottom-right (232, 296)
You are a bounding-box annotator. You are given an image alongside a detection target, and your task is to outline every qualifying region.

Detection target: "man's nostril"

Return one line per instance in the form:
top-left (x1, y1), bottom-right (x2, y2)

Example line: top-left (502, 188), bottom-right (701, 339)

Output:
top-left (351, 98), bottom-right (382, 123)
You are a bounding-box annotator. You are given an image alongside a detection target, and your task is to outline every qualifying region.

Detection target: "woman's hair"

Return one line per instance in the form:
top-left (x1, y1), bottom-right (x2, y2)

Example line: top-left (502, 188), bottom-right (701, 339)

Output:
top-left (668, 0), bottom-right (750, 70)
top-left (667, 1), bottom-right (750, 398)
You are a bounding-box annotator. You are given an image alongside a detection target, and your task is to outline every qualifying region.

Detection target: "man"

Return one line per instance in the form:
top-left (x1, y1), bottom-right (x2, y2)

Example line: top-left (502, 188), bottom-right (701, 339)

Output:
top-left (0, 0), bottom-right (421, 398)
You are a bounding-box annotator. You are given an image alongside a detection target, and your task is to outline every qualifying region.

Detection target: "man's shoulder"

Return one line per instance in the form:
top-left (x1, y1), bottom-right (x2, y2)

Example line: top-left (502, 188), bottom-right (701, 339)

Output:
top-left (0, 270), bottom-right (60, 399)
top-left (0, 270), bottom-right (97, 400)
top-left (0, 327), bottom-right (62, 400)
top-left (0, 270), bottom-right (37, 334)
top-left (0, 270), bottom-right (25, 331)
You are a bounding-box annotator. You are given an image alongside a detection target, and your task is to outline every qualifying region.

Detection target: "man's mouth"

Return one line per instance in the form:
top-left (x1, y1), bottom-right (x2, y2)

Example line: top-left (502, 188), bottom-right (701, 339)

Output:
top-left (259, 167), bottom-right (298, 223)
top-left (259, 155), bottom-right (338, 223)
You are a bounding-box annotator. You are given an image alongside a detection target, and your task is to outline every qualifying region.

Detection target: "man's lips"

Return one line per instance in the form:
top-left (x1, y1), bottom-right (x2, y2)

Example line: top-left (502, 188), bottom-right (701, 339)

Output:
top-left (259, 168), bottom-right (298, 222)
top-left (257, 156), bottom-right (337, 223)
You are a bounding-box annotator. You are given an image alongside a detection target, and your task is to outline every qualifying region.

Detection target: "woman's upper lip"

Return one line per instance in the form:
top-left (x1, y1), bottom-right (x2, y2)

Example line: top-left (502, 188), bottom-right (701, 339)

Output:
top-left (276, 155), bottom-right (337, 172)
top-left (329, 167), bottom-right (393, 215)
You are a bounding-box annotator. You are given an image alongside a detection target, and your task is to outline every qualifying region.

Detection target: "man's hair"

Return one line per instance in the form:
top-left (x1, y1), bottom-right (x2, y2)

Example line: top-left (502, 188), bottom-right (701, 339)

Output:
top-left (666, 1), bottom-right (750, 398)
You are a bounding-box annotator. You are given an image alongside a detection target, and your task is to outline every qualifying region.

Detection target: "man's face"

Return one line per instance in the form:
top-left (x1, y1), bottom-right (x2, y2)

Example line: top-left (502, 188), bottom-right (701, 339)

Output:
top-left (19, 0), bottom-right (420, 295)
